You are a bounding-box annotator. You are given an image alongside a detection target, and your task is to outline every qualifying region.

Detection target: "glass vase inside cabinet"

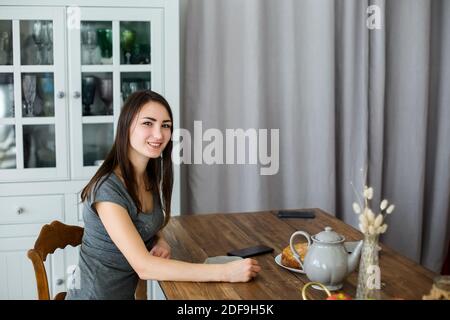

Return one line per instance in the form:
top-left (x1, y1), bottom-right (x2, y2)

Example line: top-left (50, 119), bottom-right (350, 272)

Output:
top-left (81, 73), bottom-right (113, 116)
top-left (81, 21), bottom-right (112, 65)
top-left (0, 73), bottom-right (14, 117)
top-left (0, 124), bottom-right (15, 169)
top-left (0, 20), bottom-right (13, 65)
top-left (120, 72), bottom-right (151, 104)
top-left (21, 73), bottom-right (55, 117)
top-left (0, 73), bottom-right (15, 169)
top-left (120, 21), bottom-right (150, 65)
top-left (20, 20), bottom-right (54, 65)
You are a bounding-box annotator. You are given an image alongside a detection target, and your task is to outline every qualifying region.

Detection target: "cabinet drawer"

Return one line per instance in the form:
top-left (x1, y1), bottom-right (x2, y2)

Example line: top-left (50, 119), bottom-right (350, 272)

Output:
top-left (0, 195), bottom-right (63, 224)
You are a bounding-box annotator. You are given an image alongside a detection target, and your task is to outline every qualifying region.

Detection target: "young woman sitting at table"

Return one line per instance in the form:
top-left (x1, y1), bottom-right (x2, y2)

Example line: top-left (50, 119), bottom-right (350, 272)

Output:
top-left (66, 90), bottom-right (261, 300)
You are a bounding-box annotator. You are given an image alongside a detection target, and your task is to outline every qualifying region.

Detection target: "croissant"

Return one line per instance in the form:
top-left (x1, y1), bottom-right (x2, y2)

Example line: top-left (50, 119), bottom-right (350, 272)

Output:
top-left (281, 243), bottom-right (308, 269)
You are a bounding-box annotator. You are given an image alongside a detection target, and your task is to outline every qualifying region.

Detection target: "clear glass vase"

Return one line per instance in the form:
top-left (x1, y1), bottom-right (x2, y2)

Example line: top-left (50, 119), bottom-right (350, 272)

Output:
top-left (356, 234), bottom-right (381, 299)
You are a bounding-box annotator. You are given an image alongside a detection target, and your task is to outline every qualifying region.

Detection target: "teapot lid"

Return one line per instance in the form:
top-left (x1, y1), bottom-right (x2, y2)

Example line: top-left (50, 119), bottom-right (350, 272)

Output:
top-left (313, 227), bottom-right (344, 242)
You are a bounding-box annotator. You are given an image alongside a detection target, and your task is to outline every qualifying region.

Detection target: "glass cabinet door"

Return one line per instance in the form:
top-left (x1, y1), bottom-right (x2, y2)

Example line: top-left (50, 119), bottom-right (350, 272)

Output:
top-left (0, 7), bottom-right (67, 181)
top-left (68, 8), bottom-right (162, 179)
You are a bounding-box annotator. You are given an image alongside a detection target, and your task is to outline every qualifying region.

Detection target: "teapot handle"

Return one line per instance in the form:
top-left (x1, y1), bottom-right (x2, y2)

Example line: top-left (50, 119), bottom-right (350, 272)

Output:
top-left (289, 231), bottom-right (311, 271)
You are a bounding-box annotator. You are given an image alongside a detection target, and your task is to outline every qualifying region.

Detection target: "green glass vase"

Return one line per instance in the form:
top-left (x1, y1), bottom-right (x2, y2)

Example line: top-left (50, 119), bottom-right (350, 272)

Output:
top-left (96, 28), bottom-right (112, 58)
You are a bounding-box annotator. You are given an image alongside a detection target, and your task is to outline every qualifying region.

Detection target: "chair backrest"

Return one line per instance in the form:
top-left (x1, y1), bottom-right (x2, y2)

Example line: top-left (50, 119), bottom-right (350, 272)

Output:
top-left (27, 221), bottom-right (84, 300)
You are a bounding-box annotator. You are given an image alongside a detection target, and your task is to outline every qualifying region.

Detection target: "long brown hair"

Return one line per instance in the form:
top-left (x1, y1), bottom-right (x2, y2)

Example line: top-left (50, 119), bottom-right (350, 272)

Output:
top-left (81, 90), bottom-right (174, 227)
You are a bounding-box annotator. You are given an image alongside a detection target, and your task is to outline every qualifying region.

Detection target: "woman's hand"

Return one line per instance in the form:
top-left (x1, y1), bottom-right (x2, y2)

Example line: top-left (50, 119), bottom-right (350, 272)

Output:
top-left (149, 236), bottom-right (171, 259)
top-left (224, 258), bottom-right (261, 282)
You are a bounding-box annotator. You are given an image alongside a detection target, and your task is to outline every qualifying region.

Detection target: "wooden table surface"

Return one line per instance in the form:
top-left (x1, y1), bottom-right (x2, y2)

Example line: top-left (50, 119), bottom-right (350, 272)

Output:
top-left (159, 209), bottom-right (436, 300)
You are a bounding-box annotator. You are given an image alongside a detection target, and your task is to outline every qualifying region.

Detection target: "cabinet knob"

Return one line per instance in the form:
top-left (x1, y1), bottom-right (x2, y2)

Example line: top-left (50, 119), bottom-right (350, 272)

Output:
top-left (57, 91), bottom-right (65, 99)
top-left (16, 207), bottom-right (24, 215)
top-left (56, 278), bottom-right (64, 285)
top-left (73, 91), bottom-right (81, 99)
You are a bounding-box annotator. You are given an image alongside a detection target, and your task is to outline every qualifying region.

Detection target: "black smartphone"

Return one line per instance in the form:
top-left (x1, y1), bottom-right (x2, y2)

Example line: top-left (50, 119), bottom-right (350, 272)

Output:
top-left (277, 210), bottom-right (316, 219)
top-left (227, 245), bottom-right (274, 258)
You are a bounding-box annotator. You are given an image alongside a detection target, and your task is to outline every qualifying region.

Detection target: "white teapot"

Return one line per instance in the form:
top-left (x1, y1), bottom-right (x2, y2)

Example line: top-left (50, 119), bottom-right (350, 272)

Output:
top-left (290, 227), bottom-right (363, 290)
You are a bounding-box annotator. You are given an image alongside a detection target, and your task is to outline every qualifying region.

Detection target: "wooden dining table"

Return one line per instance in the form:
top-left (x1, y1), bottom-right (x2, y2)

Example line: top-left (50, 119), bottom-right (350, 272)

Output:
top-left (159, 208), bottom-right (436, 300)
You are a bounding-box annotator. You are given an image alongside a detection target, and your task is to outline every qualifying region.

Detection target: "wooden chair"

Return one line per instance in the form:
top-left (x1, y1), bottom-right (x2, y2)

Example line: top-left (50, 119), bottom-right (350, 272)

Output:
top-left (28, 220), bottom-right (148, 300)
top-left (27, 220), bottom-right (84, 300)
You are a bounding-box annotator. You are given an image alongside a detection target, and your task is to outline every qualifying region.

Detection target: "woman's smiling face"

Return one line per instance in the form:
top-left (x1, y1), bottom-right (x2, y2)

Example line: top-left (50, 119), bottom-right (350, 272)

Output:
top-left (128, 100), bottom-right (172, 160)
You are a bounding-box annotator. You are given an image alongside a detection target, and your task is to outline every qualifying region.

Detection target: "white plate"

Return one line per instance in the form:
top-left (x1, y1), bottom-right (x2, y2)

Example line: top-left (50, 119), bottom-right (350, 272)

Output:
top-left (274, 254), bottom-right (305, 274)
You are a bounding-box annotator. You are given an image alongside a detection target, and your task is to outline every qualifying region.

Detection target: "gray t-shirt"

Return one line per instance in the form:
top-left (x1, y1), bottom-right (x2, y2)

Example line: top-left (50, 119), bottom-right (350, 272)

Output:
top-left (66, 172), bottom-right (164, 300)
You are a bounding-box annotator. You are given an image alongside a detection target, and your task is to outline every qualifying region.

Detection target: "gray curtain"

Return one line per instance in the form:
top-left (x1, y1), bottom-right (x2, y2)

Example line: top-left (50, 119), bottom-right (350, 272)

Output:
top-left (180, 0), bottom-right (450, 273)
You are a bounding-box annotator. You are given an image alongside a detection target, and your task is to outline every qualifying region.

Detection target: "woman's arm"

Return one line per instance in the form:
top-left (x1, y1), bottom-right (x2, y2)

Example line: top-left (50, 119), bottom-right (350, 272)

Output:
top-left (95, 201), bottom-right (260, 282)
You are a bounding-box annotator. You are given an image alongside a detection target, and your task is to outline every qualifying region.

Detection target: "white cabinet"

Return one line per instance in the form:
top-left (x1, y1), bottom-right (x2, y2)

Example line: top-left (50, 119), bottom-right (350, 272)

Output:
top-left (0, 237), bottom-right (46, 299)
top-left (0, 0), bottom-right (179, 300)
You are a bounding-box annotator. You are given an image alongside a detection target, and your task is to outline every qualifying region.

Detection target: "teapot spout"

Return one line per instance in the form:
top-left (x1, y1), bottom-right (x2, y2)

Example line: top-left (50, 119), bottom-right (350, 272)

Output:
top-left (347, 240), bottom-right (364, 273)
